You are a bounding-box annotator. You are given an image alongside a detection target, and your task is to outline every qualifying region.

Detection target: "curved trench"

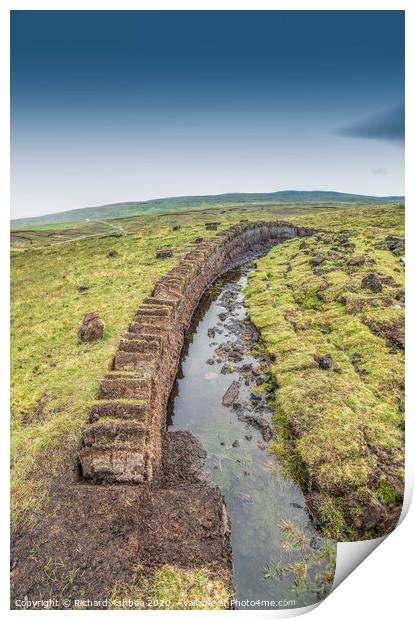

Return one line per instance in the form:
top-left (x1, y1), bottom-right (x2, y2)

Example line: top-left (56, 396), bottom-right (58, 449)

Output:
top-left (167, 261), bottom-right (336, 609)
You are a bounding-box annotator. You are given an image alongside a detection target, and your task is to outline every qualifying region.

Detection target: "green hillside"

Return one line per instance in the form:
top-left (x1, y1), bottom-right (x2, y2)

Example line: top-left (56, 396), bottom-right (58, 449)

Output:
top-left (11, 190), bottom-right (404, 229)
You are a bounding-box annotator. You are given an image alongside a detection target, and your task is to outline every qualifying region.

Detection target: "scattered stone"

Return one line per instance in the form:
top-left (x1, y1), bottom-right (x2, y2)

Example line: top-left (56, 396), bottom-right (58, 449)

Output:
top-left (351, 352), bottom-right (366, 376)
top-left (78, 286), bottom-right (89, 293)
top-left (107, 250), bottom-right (119, 258)
top-left (206, 358), bottom-right (215, 365)
top-left (317, 354), bottom-right (332, 370)
top-left (194, 236), bottom-right (203, 244)
top-left (205, 222), bottom-right (220, 231)
top-left (222, 381), bottom-right (240, 407)
top-left (384, 235), bottom-right (405, 256)
top-left (244, 415), bottom-right (273, 441)
top-left (361, 272), bottom-right (382, 293)
top-left (78, 311), bottom-right (105, 342)
top-left (207, 328), bottom-right (216, 338)
top-left (245, 435), bottom-right (252, 441)
top-left (172, 225), bottom-right (181, 231)
top-left (241, 363), bottom-right (252, 372)
top-left (250, 393), bottom-right (262, 403)
top-left (232, 440), bottom-right (240, 448)
top-left (221, 364), bottom-right (236, 375)
top-left (228, 351), bottom-right (243, 362)
top-left (156, 248), bottom-right (173, 259)
top-left (265, 381), bottom-right (278, 394)
top-left (218, 312), bottom-right (227, 322)
top-left (309, 255), bottom-right (327, 267)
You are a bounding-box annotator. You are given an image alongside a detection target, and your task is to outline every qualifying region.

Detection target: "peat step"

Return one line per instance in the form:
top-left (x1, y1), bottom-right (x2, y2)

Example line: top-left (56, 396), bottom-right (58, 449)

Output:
top-left (114, 351), bottom-right (157, 372)
top-left (79, 446), bottom-right (148, 483)
top-left (118, 337), bottom-right (162, 354)
top-left (99, 376), bottom-right (152, 400)
top-left (142, 297), bottom-right (178, 310)
top-left (135, 306), bottom-right (173, 320)
top-left (89, 400), bottom-right (149, 422)
top-left (82, 420), bottom-right (147, 449)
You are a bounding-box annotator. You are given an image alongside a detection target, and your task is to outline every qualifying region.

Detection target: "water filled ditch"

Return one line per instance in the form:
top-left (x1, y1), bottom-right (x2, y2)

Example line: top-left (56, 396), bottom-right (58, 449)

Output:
top-left (167, 262), bottom-right (335, 609)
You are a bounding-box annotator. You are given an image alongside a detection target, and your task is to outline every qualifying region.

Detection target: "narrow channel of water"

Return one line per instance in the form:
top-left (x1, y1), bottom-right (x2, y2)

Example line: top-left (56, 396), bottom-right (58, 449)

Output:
top-left (167, 263), bottom-right (335, 609)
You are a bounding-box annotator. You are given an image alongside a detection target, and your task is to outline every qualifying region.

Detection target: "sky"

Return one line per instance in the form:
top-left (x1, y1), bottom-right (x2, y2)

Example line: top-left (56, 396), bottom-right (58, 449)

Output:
top-left (11, 10), bottom-right (404, 219)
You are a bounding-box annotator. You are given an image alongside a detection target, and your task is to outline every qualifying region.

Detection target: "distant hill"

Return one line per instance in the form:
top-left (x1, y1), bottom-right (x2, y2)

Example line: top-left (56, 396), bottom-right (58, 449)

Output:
top-left (11, 190), bottom-right (404, 228)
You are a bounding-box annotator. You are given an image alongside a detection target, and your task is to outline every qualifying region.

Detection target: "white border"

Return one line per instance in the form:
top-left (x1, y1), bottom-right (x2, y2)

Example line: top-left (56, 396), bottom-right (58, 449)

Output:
top-left (1, 1), bottom-right (413, 618)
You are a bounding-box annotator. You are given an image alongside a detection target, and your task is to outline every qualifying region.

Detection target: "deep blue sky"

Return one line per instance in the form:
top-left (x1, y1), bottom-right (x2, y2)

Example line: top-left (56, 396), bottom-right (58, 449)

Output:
top-left (11, 10), bottom-right (404, 217)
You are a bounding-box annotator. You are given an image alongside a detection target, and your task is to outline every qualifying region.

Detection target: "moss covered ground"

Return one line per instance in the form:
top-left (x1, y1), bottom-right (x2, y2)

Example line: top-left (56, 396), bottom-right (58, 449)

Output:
top-left (246, 203), bottom-right (404, 540)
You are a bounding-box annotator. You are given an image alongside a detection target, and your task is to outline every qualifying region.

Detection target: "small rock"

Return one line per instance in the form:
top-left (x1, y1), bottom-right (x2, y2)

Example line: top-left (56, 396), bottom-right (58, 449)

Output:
top-left (172, 225), bottom-right (181, 231)
top-left (317, 354), bottom-right (332, 370)
top-left (309, 255), bottom-right (327, 267)
top-left (244, 415), bottom-right (273, 441)
top-left (78, 286), bottom-right (89, 293)
top-left (250, 393), bottom-right (262, 403)
top-left (265, 381), bottom-right (278, 394)
top-left (222, 381), bottom-right (240, 407)
top-left (78, 311), bottom-right (105, 342)
top-left (241, 363), bottom-right (252, 372)
top-left (218, 312), bottom-right (227, 321)
top-left (107, 250), bottom-right (119, 258)
top-left (207, 328), bottom-right (216, 338)
top-left (232, 440), bottom-right (240, 448)
top-left (194, 236), bottom-right (204, 244)
top-left (221, 364), bottom-right (235, 375)
top-left (206, 358), bottom-right (215, 365)
top-left (361, 272), bottom-right (382, 293)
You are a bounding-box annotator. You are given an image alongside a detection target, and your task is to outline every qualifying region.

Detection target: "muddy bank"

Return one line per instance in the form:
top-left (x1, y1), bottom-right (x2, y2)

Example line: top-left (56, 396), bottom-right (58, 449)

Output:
top-left (11, 432), bottom-right (232, 608)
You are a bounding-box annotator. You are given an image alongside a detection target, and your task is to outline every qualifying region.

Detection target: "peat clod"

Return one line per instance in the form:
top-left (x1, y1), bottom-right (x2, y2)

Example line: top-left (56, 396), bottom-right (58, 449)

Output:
top-left (78, 311), bottom-right (105, 341)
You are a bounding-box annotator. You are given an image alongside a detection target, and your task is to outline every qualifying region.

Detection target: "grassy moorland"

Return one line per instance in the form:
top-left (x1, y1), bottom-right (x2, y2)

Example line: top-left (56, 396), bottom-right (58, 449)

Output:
top-left (12, 201), bottom-right (315, 525)
top-left (10, 199), bottom-right (404, 605)
top-left (10, 213), bottom-right (219, 526)
top-left (246, 203), bottom-right (405, 540)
